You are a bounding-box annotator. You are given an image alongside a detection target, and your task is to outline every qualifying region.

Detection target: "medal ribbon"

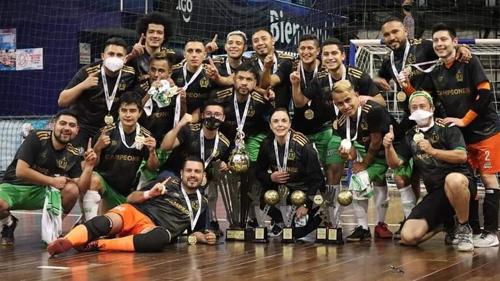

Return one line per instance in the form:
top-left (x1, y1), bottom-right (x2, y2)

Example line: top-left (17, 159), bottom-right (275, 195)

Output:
top-left (200, 129), bottom-right (220, 168)
top-left (390, 41), bottom-right (411, 88)
top-left (273, 131), bottom-right (291, 172)
top-left (174, 63), bottom-right (204, 126)
top-left (118, 122), bottom-right (141, 149)
top-left (181, 185), bottom-right (202, 231)
top-left (101, 65), bottom-right (123, 114)
top-left (233, 90), bottom-right (251, 134)
top-left (299, 60), bottom-right (318, 89)
top-left (345, 106), bottom-right (362, 142)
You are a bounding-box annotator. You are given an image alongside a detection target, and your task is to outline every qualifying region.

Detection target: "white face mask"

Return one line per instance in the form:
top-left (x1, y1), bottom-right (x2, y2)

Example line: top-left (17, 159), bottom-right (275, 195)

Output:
top-left (103, 56), bottom-right (124, 72)
top-left (409, 109), bottom-right (433, 126)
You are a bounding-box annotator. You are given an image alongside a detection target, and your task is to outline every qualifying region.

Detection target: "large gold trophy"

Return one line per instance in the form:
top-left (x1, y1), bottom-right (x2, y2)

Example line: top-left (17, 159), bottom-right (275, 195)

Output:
top-left (253, 190), bottom-right (280, 243)
top-left (281, 189), bottom-right (307, 243)
top-left (228, 131), bottom-right (250, 173)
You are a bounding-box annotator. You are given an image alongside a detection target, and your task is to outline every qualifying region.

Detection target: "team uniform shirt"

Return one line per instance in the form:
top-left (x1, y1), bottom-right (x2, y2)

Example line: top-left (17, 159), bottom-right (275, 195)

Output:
top-left (212, 56), bottom-right (249, 78)
top-left (139, 86), bottom-right (176, 147)
top-left (64, 62), bottom-right (141, 139)
top-left (255, 130), bottom-right (325, 200)
top-left (304, 66), bottom-right (380, 130)
top-left (336, 101), bottom-right (392, 160)
top-left (378, 39), bottom-right (436, 115)
top-left (249, 52), bottom-right (294, 109)
top-left (161, 123), bottom-right (231, 176)
top-left (2, 130), bottom-right (82, 185)
top-left (94, 124), bottom-right (152, 197)
top-left (209, 87), bottom-right (271, 142)
top-left (396, 121), bottom-right (472, 192)
top-left (422, 55), bottom-right (500, 144)
top-left (171, 63), bottom-right (217, 114)
top-left (134, 176), bottom-right (208, 240)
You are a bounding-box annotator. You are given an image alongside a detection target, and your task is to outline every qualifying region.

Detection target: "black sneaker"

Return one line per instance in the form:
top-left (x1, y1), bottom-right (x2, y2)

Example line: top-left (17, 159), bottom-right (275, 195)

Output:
top-left (393, 221), bottom-right (404, 240)
top-left (1, 216), bottom-right (18, 246)
top-left (444, 227), bottom-right (458, 245)
top-left (246, 218), bottom-right (259, 228)
top-left (210, 221), bottom-right (223, 237)
top-left (346, 226), bottom-right (371, 242)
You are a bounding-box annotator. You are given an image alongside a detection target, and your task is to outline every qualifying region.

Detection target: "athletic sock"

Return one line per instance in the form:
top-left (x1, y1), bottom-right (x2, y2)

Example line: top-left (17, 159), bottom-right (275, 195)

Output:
top-left (82, 190), bottom-right (101, 221)
top-left (374, 185), bottom-right (389, 223)
top-left (64, 225), bottom-right (89, 246)
top-left (483, 189), bottom-right (500, 233)
top-left (399, 185), bottom-right (416, 218)
top-left (97, 236), bottom-right (135, 252)
top-left (353, 199), bottom-right (369, 230)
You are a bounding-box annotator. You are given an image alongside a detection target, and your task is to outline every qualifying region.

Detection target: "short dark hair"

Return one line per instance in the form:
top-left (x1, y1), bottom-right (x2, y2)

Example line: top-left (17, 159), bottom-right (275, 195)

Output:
top-left (119, 91), bottom-right (142, 109)
top-left (431, 22), bottom-right (457, 39)
top-left (202, 100), bottom-right (224, 113)
top-left (299, 34), bottom-right (320, 48)
top-left (53, 109), bottom-right (79, 124)
top-left (104, 37), bottom-right (128, 51)
top-left (234, 63), bottom-right (259, 82)
top-left (150, 50), bottom-right (173, 68)
top-left (381, 16), bottom-right (404, 28)
top-left (321, 38), bottom-right (344, 53)
top-left (135, 12), bottom-right (173, 44)
top-left (184, 37), bottom-right (205, 47)
top-left (269, 107), bottom-right (291, 120)
top-left (182, 155), bottom-right (205, 170)
top-left (252, 27), bottom-right (272, 38)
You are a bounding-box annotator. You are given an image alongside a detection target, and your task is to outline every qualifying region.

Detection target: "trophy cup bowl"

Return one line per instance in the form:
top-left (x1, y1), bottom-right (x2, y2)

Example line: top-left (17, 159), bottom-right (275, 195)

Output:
top-left (264, 190), bottom-right (280, 206)
top-left (290, 190), bottom-right (307, 207)
top-left (229, 150), bottom-right (250, 173)
top-left (337, 190), bottom-right (353, 206)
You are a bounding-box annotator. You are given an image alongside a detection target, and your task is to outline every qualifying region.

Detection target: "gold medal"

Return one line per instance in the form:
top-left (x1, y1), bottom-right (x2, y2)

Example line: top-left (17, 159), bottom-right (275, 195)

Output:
top-left (332, 119), bottom-right (338, 130)
top-left (413, 132), bottom-right (425, 142)
top-left (104, 114), bottom-right (114, 125)
top-left (135, 135), bottom-right (145, 150)
top-left (187, 234), bottom-right (197, 245)
top-left (396, 91), bottom-right (407, 102)
top-left (304, 109), bottom-right (314, 120)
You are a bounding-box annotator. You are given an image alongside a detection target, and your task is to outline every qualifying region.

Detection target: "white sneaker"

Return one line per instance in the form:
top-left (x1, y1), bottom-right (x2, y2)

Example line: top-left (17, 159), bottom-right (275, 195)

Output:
top-left (456, 223), bottom-right (474, 252)
top-left (473, 232), bottom-right (499, 248)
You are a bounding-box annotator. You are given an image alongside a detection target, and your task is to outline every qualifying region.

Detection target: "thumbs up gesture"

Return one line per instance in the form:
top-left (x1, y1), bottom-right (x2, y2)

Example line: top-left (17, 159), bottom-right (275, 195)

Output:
top-left (383, 125), bottom-right (395, 148)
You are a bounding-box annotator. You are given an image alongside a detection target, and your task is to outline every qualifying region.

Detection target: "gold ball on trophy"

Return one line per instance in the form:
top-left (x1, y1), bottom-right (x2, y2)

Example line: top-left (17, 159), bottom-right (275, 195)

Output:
top-left (290, 190), bottom-right (307, 206)
top-left (337, 190), bottom-right (353, 206)
top-left (264, 190), bottom-right (280, 206)
top-left (229, 151), bottom-right (250, 173)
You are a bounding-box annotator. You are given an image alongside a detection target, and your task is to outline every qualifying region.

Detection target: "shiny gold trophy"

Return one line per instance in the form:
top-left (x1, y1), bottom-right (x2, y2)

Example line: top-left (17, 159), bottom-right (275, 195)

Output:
top-left (253, 190), bottom-right (280, 243)
top-left (281, 189), bottom-right (307, 243)
top-left (228, 131), bottom-right (250, 173)
top-left (315, 186), bottom-right (353, 244)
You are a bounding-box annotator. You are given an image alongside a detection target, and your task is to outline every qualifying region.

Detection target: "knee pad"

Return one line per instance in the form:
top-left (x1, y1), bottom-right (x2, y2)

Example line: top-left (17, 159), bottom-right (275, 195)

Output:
top-left (83, 216), bottom-right (112, 241)
top-left (133, 227), bottom-right (171, 252)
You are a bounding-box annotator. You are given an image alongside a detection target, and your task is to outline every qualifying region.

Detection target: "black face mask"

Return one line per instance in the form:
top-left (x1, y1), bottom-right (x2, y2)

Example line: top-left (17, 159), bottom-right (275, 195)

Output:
top-left (402, 5), bottom-right (412, 12)
top-left (203, 117), bottom-right (222, 130)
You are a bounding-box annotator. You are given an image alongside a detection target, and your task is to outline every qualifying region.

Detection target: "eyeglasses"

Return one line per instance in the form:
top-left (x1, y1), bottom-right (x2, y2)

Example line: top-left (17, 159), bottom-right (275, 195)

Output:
top-left (203, 111), bottom-right (223, 118)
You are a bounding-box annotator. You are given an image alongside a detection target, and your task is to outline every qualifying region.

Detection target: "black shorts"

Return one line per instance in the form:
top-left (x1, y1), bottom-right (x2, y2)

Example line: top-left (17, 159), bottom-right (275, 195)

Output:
top-left (407, 177), bottom-right (476, 231)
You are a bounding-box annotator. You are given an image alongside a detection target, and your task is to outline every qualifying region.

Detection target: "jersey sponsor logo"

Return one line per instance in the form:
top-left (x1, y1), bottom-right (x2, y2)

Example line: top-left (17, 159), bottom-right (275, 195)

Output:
top-left (104, 154), bottom-right (141, 162)
top-left (437, 87), bottom-right (470, 97)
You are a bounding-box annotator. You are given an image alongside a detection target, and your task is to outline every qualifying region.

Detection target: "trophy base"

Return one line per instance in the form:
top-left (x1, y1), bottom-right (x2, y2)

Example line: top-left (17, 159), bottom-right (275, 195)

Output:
top-left (225, 228), bottom-right (247, 241)
top-left (281, 227), bottom-right (294, 243)
top-left (253, 227), bottom-right (268, 243)
top-left (316, 227), bottom-right (344, 244)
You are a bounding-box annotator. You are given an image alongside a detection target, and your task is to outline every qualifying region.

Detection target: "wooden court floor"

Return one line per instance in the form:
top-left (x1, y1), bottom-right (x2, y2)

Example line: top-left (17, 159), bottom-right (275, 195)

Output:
top-left (1, 195), bottom-right (500, 281)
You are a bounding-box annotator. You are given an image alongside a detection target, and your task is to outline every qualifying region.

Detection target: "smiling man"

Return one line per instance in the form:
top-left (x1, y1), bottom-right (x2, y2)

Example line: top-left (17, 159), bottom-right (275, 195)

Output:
top-left (82, 92), bottom-right (159, 221)
top-left (48, 156), bottom-right (216, 255)
top-left (0, 110), bottom-right (97, 245)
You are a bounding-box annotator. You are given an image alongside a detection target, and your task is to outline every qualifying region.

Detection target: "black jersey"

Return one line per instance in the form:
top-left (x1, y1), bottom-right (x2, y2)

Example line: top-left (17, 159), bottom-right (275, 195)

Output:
top-left (212, 56), bottom-right (249, 78)
top-left (336, 101), bottom-right (392, 160)
top-left (422, 55), bottom-right (499, 144)
top-left (128, 47), bottom-right (177, 83)
top-left (171, 63), bottom-right (217, 114)
top-left (139, 88), bottom-right (176, 147)
top-left (210, 87), bottom-right (271, 142)
top-left (249, 52), bottom-right (295, 109)
top-left (161, 123), bottom-right (231, 175)
top-left (134, 176), bottom-right (208, 240)
top-left (2, 131), bottom-right (82, 185)
top-left (396, 121), bottom-right (471, 192)
top-left (64, 62), bottom-right (141, 134)
top-left (94, 124), bottom-right (152, 196)
top-left (378, 39), bottom-right (436, 113)
top-left (256, 130), bottom-right (325, 197)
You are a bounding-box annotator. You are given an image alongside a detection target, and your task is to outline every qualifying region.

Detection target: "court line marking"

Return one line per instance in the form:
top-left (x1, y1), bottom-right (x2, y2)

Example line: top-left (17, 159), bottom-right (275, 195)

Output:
top-left (37, 266), bottom-right (70, 270)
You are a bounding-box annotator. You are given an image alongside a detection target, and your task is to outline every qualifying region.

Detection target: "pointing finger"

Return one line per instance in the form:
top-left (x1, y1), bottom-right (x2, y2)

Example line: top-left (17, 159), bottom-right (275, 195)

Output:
top-left (211, 34), bottom-right (218, 42)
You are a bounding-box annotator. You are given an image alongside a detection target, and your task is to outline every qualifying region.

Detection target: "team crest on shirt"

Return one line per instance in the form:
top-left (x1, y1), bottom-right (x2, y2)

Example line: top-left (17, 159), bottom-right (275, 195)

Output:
top-left (191, 201), bottom-right (199, 210)
top-left (456, 70), bottom-right (463, 82)
top-left (199, 77), bottom-right (209, 88)
top-left (287, 150), bottom-right (296, 161)
top-left (119, 82), bottom-right (127, 91)
top-left (438, 75), bottom-right (445, 83)
top-left (360, 121), bottom-right (368, 130)
top-left (247, 108), bottom-right (255, 117)
top-left (407, 53), bottom-right (416, 65)
top-left (430, 131), bottom-right (440, 144)
top-left (57, 157), bottom-right (68, 170)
